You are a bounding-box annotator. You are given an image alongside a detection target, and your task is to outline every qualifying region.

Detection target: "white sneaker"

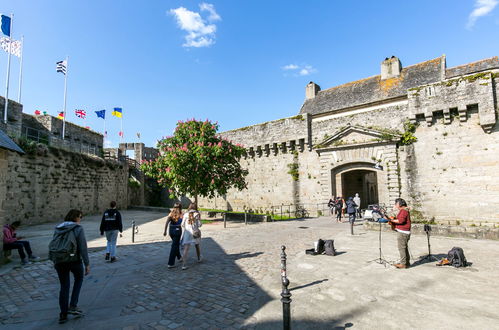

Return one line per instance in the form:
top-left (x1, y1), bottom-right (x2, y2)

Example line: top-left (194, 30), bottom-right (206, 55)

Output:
top-left (181, 266), bottom-right (188, 270)
top-left (197, 256), bottom-right (203, 263)
top-left (167, 265), bottom-right (175, 269)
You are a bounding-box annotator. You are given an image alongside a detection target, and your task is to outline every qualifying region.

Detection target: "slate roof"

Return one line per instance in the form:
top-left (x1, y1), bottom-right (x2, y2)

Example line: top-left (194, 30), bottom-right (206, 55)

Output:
top-left (445, 56), bottom-right (499, 79)
top-left (300, 57), bottom-right (444, 116)
top-left (0, 129), bottom-right (24, 154)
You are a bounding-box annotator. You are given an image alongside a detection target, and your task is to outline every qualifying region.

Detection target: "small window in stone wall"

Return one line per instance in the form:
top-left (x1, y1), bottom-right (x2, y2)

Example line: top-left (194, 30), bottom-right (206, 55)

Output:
top-left (425, 86), bottom-right (436, 97)
top-left (450, 108), bottom-right (459, 118)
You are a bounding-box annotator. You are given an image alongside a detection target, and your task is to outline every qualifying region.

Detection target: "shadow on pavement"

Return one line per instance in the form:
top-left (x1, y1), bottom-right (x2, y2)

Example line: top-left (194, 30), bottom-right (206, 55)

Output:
top-left (290, 279), bottom-right (329, 291)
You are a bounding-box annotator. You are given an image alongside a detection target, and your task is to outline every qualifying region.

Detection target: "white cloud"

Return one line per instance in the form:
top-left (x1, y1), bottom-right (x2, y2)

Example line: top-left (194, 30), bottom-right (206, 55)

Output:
top-left (282, 64), bottom-right (299, 70)
top-left (467, 0), bottom-right (498, 29)
top-left (282, 64), bottom-right (317, 76)
top-left (200, 3), bottom-right (221, 21)
top-left (169, 3), bottom-right (221, 48)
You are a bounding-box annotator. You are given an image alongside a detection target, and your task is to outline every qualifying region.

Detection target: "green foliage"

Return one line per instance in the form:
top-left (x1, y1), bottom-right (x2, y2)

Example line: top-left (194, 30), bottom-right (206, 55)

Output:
top-left (128, 178), bottom-right (141, 188)
top-left (16, 137), bottom-right (39, 155)
top-left (317, 210), bottom-right (323, 217)
top-left (140, 119), bottom-right (248, 201)
top-left (287, 163), bottom-right (299, 181)
top-left (400, 120), bottom-right (418, 145)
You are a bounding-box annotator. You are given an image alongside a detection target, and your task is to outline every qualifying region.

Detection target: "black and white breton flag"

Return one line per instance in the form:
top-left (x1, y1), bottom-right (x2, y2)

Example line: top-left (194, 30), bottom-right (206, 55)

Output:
top-left (56, 60), bottom-right (67, 75)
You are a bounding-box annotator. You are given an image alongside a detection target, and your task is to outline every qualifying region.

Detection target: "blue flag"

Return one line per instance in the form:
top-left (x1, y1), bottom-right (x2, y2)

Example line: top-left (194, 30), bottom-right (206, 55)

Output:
top-left (1, 15), bottom-right (11, 37)
top-left (95, 109), bottom-right (106, 119)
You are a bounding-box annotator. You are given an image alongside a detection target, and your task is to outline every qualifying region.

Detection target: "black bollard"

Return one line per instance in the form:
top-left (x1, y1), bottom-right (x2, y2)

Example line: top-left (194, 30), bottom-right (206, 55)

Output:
top-left (280, 245), bottom-right (292, 330)
top-left (132, 220), bottom-right (136, 243)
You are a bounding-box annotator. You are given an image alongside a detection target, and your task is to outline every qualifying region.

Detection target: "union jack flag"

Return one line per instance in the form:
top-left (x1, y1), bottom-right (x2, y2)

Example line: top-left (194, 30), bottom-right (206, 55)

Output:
top-left (75, 109), bottom-right (86, 119)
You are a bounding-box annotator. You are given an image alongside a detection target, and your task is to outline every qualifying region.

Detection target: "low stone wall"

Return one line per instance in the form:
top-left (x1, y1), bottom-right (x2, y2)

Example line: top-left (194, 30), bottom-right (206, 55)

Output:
top-left (364, 221), bottom-right (499, 240)
top-left (1, 145), bottom-right (129, 227)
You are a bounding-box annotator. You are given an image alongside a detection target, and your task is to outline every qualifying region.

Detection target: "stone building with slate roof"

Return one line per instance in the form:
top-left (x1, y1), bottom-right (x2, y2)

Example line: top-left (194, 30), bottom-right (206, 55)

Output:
top-left (199, 55), bottom-right (499, 224)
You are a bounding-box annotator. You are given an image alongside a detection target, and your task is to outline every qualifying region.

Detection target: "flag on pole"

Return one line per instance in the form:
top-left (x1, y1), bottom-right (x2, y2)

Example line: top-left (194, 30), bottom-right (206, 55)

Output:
top-left (57, 112), bottom-right (64, 119)
top-left (0, 15), bottom-right (11, 36)
top-left (0, 37), bottom-right (21, 57)
top-left (43, 111), bottom-right (47, 115)
top-left (95, 109), bottom-right (106, 119)
top-left (118, 131), bottom-right (124, 137)
top-left (56, 60), bottom-right (67, 75)
top-left (104, 131), bottom-right (108, 137)
top-left (34, 110), bottom-right (41, 115)
top-left (137, 132), bottom-right (141, 139)
top-left (112, 107), bottom-right (122, 118)
top-left (75, 109), bottom-right (86, 119)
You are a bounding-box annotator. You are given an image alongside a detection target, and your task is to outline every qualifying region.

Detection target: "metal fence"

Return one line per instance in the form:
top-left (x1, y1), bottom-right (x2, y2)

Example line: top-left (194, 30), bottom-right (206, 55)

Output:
top-left (21, 126), bottom-right (49, 144)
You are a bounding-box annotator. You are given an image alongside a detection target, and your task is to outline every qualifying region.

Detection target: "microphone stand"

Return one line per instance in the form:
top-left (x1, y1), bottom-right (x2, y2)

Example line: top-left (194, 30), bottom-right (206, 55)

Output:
top-left (421, 224), bottom-right (439, 262)
top-left (368, 217), bottom-right (390, 267)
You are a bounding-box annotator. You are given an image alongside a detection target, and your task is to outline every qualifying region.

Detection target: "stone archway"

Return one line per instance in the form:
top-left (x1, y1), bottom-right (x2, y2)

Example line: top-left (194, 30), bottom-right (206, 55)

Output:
top-left (330, 162), bottom-right (385, 207)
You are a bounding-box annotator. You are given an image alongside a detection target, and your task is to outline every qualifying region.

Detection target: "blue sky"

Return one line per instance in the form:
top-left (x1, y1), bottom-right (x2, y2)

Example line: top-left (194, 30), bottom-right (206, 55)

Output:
top-left (1, 0), bottom-right (499, 148)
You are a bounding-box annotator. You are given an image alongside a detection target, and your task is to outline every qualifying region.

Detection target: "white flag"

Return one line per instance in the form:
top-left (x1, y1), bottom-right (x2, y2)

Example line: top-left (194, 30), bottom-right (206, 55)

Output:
top-left (56, 60), bottom-right (67, 75)
top-left (0, 37), bottom-right (21, 57)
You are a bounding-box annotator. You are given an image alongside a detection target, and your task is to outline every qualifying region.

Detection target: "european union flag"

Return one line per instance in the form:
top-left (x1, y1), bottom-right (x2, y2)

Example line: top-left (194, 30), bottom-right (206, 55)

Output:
top-left (1, 15), bottom-right (11, 37)
top-left (95, 109), bottom-right (106, 119)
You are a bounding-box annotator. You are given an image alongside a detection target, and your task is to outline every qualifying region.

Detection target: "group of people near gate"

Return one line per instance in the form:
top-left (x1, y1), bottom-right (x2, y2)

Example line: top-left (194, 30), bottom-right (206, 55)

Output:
top-left (328, 193), bottom-right (362, 223)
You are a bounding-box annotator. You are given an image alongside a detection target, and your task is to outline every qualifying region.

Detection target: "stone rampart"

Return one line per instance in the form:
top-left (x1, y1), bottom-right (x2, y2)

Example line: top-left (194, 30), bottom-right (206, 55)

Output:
top-left (1, 146), bottom-right (128, 227)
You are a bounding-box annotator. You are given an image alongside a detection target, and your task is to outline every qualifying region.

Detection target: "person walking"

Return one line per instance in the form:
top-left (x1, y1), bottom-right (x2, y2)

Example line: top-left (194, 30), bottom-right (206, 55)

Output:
top-left (163, 202), bottom-right (183, 269)
top-left (335, 197), bottom-right (343, 223)
top-left (341, 197), bottom-right (347, 218)
top-left (49, 209), bottom-right (89, 324)
top-left (353, 193), bottom-right (361, 218)
top-left (3, 221), bottom-right (40, 265)
top-left (99, 201), bottom-right (123, 263)
top-left (327, 196), bottom-right (336, 217)
top-left (180, 203), bottom-right (202, 270)
top-left (346, 197), bottom-right (358, 235)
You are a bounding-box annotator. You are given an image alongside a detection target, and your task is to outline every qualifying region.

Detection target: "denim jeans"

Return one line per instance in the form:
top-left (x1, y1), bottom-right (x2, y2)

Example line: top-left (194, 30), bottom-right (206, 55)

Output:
top-left (3, 241), bottom-right (33, 260)
top-left (55, 261), bottom-right (84, 314)
top-left (168, 226), bottom-right (182, 266)
top-left (105, 230), bottom-right (119, 257)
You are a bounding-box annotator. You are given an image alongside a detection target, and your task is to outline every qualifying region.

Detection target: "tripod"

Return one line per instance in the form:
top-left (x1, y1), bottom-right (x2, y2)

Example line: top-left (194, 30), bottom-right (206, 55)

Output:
top-left (421, 224), bottom-right (439, 262)
top-left (368, 221), bottom-right (390, 267)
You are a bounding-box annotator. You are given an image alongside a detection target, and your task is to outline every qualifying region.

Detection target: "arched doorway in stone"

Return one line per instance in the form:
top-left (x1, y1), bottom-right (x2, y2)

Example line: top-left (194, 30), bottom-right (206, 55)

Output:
top-left (331, 162), bottom-right (384, 209)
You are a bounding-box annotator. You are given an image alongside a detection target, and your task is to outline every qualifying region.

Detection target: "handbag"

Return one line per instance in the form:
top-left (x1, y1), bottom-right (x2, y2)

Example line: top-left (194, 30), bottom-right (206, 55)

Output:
top-left (192, 225), bottom-right (201, 239)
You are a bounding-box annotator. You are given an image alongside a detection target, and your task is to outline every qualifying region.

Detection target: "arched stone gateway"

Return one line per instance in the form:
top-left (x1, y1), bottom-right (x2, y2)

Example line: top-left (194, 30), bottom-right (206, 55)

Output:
top-left (315, 125), bottom-right (401, 206)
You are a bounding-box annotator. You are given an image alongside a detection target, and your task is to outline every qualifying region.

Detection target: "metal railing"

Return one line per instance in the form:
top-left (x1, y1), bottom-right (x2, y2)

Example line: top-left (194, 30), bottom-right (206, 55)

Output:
top-left (21, 126), bottom-right (49, 144)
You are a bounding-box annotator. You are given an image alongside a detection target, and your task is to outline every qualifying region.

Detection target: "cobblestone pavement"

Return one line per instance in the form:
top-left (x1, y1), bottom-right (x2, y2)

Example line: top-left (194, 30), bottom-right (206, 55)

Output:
top-left (1, 214), bottom-right (499, 329)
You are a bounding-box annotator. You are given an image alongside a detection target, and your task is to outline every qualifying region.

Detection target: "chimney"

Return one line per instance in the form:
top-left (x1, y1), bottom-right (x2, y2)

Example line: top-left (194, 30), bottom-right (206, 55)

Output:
top-left (305, 82), bottom-right (321, 100)
top-left (381, 56), bottom-right (402, 80)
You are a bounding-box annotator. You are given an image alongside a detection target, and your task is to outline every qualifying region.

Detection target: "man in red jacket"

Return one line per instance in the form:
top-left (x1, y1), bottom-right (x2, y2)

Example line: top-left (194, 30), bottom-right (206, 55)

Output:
top-left (391, 198), bottom-right (411, 269)
top-left (3, 221), bottom-right (39, 265)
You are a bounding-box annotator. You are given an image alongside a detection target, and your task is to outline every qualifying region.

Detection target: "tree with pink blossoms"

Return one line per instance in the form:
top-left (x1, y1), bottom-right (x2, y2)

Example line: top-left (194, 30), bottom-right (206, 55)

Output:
top-left (140, 119), bottom-right (248, 204)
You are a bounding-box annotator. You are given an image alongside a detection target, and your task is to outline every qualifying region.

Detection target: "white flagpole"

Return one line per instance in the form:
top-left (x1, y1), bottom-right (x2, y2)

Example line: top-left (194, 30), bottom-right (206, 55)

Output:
top-left (103, 114), bottom-right (106, 146)
top-left (61, 56), bottom-right (68, 139)
top-left (3, 13), bottom-right (13, 124)
top-left (17, 35), bottom-right (23, 103)
top-left (120, 113), bottom-right (123, 143)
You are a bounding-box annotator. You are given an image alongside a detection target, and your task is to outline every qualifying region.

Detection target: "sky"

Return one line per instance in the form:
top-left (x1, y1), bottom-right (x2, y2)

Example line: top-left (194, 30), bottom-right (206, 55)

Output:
top-left (1, 0), bottom-right (499, 148)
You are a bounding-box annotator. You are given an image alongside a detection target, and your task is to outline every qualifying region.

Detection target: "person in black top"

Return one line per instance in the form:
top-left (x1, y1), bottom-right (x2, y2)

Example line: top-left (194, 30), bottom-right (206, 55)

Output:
top-left (164, 202), bottom-right (183, 268)
top-left (99, 201), bottom-right (123, 262)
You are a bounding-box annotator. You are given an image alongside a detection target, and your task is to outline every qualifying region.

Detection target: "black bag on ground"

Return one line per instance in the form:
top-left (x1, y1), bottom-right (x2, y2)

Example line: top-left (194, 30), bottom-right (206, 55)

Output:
top-left (316, 239), bottom-right (325, 254)
top-left (324, 240), bottom-right (336, 256)
top-left (447, 247), bottom-right (467, 267)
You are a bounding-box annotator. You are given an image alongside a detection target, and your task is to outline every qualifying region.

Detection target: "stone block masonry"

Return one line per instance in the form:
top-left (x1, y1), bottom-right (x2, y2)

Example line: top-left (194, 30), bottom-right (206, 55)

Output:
top-left (1, 145), bottom-right (128, 227)
top-left (199, 55), bottom-right (499, 224)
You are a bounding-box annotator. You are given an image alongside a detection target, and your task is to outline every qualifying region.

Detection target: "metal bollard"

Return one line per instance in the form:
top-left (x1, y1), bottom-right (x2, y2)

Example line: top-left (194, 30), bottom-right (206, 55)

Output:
top-left (132, 220), bottom-right (136, 243)
top-left (244, 212), bottom-right (247, 225)
top-left (280, 245), bottom-right (292, 330)
top-left (223, 213), bottom-right (227, 228)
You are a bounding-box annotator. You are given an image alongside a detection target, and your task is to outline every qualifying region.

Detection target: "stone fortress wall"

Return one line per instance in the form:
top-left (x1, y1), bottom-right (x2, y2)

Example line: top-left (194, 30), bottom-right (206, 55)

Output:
top-left (0, 96), bottom-right (137, 233)
top-left (199, 55), bottom-right (499, 225)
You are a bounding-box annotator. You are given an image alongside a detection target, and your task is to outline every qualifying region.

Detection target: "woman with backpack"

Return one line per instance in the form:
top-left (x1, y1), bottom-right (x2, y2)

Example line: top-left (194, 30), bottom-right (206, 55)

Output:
top-left (180, 203), bottom-right (202, 270)
top-left (163, 202), bottom-right (183, 269)
top-left (49, 209), bottom-right (89, 324)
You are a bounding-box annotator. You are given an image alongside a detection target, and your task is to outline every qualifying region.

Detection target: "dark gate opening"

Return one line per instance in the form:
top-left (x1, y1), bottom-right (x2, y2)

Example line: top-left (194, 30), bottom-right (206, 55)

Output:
top-left (341, 170), bottom-right (378, 208)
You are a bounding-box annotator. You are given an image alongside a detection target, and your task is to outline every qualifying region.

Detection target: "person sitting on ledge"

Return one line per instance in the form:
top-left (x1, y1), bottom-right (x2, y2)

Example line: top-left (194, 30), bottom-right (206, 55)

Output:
top-left (3, 221), bottom-right (40, 265)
